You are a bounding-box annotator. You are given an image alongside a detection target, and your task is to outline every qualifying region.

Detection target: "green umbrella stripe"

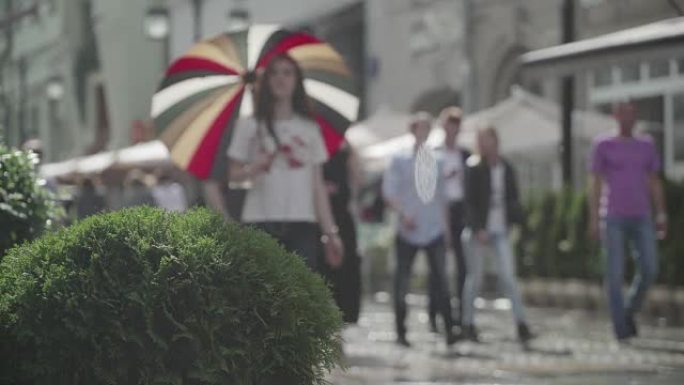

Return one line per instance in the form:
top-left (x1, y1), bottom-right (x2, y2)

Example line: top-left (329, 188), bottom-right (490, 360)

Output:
top-left (153, 84), bottom-right (234, 135)
top-left (302, 69), bottom-right (357, 96)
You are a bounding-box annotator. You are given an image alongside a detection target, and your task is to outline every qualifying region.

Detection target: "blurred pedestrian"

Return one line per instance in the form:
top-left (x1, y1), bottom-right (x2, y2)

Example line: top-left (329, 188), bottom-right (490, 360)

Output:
top-left (317, 141), bottom-right (363, 324)
top-left (122, 169), bottom-right (156, 208)
top-left (152, 169), bottom-right (188, 212)
top-left (382, 112), bottom-right (458, 348)
top-left (462, 125), bottom-right (534, 345)
top-left (428, 106), bottom-right (471, 333)
top-left (227, 54), bottom-right (343, 270)
top-left (75, 176), bottom-right (106, 219)
top-left (588, 101), bottom-right (667, 342)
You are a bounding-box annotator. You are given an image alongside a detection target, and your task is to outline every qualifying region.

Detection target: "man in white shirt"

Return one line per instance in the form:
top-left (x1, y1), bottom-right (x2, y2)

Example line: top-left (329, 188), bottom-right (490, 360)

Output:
top-left (428, 107), bottom-right (471, 332)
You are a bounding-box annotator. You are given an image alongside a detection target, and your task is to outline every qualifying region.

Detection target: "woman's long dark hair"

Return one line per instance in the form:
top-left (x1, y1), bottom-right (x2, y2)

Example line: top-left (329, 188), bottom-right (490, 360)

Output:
top-left (254, 54), bottom-right (314, 146)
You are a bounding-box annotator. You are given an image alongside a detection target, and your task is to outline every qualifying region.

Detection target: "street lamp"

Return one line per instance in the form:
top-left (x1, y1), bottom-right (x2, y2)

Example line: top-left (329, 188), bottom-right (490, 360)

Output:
top-left (227, 7), bottom-right (250, 31)
top-left (144, 5), bottom-right (171, 67)
top-left (144, 6), bottom-right (170, 41)
top-left (45, 77), bottom-right (64, 101)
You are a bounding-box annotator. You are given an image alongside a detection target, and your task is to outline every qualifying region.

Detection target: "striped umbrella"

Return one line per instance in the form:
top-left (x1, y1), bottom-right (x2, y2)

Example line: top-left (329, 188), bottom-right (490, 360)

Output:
top-left (151, 25), bottom-right (359, 180)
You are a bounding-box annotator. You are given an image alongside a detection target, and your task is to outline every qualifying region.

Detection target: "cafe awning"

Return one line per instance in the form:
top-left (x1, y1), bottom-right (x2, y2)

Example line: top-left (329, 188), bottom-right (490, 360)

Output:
top-left (40, 140), bottom-right (170, 180)
top-left (521, 17), bottom-right (684, 78)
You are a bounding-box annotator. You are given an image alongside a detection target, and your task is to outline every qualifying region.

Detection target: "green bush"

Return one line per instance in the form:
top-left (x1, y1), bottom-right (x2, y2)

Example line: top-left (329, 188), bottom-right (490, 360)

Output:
top-left (0, 144), bottom-right (62, 258)
top-left (517, 181), bottom-right (684, 286)
top-left (662, 180), bottom-right (684, 286)
top-left (0, 207), bottom-right (342, 385)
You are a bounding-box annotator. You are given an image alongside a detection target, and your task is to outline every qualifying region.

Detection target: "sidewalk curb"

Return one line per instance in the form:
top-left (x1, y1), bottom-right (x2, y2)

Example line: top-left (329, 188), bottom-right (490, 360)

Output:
top-left (520, 278), bottom-right (684, 326)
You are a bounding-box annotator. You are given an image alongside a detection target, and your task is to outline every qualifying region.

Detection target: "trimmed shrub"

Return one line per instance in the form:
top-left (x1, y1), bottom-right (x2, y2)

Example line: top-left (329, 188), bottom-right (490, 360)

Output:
top-left (0, 207), bottom-right (342, 385)
top-left (517, 181), bottom-right (684, 286)
top-left (0, 144), bottom-right (62, 258)
top-left (662, 180), bottom-right (684, 286)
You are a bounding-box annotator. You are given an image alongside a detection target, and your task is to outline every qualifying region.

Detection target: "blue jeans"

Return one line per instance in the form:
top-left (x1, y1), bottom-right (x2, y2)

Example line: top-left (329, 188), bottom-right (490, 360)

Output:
top-left (462, 228), bottom-right (528, 327)
top-left (602, 216), bottom-right (659, 339)
top-left (394, 235), bottom-right (453, 338)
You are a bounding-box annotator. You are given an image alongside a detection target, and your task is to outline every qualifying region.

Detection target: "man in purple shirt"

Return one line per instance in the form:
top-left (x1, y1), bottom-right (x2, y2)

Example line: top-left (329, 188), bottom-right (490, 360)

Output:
top-left (589, 102), bottom-right (668, 341)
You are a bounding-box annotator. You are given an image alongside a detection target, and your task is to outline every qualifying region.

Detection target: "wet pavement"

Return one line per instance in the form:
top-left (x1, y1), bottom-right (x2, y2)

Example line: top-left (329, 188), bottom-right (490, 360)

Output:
top-left (328, 294), bottom-right (684, 384)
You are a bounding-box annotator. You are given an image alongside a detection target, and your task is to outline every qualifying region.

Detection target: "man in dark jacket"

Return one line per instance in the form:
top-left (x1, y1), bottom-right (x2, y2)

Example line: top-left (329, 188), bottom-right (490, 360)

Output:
top-left (428, 107), bottom-right (471, 332)
top-left (461, 125), bottom-right (534, 345)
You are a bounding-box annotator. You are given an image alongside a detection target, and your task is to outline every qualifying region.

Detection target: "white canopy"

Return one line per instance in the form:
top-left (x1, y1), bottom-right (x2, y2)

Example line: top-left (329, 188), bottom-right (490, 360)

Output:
top-left (358, 87), bottom-right (618, 172)
top-left (40, 140), bottom-right (170, 179)
top-left (521, 17), bottom-right (684, 78)
top-left (346, 106), bottom-right (411, 149)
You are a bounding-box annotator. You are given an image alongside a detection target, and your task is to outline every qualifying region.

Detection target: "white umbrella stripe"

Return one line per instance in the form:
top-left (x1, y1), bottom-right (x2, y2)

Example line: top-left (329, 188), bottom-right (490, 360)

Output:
top-left (151, 75), bottom-right (240, 118)
top-left (303, 79), bottom-right (359, 122)
top-left (239, 88), bottom-right (254, 117)
top-left (247, 24), bottom-right (280, 69)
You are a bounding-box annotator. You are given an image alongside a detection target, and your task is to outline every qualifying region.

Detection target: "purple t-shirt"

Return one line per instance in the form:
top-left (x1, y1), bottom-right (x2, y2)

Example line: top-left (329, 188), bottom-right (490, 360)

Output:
top-left (590, 134), bottom-right (660, 218)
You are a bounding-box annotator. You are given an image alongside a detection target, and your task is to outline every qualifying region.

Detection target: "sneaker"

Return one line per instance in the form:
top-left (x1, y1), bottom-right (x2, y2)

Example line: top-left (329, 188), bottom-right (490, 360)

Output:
top-left (429, 317), bottom-right (439, 334)
top-left (626, 314), bottom-right (638, 338)
top-left (517, 323), bottom-right (536, 344)
top-left (446, 331), bottom-right (460, 346)
top-left (461, 325), bottom-right (480, 343)
top-left (397, 335), bottom-right (412, 348)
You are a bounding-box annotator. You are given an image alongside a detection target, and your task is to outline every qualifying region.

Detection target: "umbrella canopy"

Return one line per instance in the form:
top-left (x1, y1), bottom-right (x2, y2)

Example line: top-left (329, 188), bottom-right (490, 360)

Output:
top-left (151, 25), bottom-right (359, 180)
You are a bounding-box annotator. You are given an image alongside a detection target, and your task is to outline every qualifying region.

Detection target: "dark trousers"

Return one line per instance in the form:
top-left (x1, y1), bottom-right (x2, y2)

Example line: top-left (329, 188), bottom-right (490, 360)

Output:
top-left (395, 235), bottom-right (453, 338)
top-left (254, 222), bottom-right (319, 270)
top-left (429, 201), bottom-right (467, 325)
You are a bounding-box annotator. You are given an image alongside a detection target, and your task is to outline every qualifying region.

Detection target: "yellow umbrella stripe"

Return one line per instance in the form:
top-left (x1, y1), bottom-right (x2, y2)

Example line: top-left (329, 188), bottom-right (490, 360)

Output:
top-left (209, 35), bottom-right (244, 70)
top-left (160, 88), bottom-right (228, 148)
top-left (185, 42), bottom-right (244, 74)
top-left (170, 84), bottom-right (242, 169)
top-left (288, 43), bottom-right (350, 76)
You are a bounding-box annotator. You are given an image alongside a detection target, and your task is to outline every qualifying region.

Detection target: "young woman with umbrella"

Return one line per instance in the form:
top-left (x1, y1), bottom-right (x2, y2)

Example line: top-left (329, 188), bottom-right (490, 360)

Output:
top-left (227, 54), bottom-right (343, 270)
top-left (151, 26), bottom-right (360, 270)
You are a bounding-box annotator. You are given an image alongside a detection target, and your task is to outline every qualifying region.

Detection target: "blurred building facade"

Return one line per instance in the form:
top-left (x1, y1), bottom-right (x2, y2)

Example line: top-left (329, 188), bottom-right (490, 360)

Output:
top-left (0, 0), bottom-right (164, 163)
top-left (167, 0), bottom-right (359, 55)
top-left (0, 0), bottom-right (86, 161)
top-left (505, 0), bottom-right (684, 182)
top-left (364, 0), bottom-right (465, 115)
top-left (6, 0), bottom-right (681, 182)
top-left (90, 0), bottom-right (166, 151)
top-left (462, 0), bottom-right (683, 184)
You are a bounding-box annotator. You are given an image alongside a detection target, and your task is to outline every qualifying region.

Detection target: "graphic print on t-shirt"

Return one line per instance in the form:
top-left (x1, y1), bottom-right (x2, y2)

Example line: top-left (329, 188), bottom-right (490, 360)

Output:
top-left (256, 124), bottom-right (317, 170)
top-left (278, 135), bottom-right (307, 169)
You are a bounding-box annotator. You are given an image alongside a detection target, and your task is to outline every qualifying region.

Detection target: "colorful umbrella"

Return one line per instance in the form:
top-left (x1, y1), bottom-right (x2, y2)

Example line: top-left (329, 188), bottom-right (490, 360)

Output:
top-left (151, 25), bottom-right (359, 180)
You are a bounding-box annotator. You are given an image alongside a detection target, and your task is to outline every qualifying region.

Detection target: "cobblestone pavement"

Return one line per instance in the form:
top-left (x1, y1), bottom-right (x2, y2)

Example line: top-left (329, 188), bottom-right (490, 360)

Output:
top-left (328, 294), bottom-right (684, 384)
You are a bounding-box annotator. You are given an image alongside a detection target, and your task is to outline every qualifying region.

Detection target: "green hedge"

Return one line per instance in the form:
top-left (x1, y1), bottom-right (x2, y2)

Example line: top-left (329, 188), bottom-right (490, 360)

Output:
top-left (0, 144), bottom-right (62, 258)
top-left (0, 207), bottom-right (342, 385)
top-left (517, 181), bottom-right (684, 286)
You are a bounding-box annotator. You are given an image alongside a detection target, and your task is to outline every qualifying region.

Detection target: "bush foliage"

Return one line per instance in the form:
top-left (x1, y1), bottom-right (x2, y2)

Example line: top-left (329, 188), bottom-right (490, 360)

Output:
top-left (517, 181), bottom-right (684, 286)
top-left (0, 207), bottom-right (342, 385)
top-left (0, 144), bottom-right (62, 258)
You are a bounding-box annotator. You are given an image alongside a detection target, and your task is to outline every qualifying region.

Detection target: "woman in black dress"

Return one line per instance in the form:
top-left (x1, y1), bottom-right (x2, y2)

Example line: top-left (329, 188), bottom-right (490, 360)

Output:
top-left (318, 141), bottom-right (363, 323)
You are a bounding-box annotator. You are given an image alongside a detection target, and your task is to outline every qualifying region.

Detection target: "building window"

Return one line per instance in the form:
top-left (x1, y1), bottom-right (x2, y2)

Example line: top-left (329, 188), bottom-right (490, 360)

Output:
top-left (678, 58), bottom-right (684, 75)
top-left (619, 62), bottom-right (640, 83)
top-left (648, 59), bottom-right (670, 79)
top-left (673, 93), bottom-right (684, 163)
top-left (593, 67), bottom-right (612, 87)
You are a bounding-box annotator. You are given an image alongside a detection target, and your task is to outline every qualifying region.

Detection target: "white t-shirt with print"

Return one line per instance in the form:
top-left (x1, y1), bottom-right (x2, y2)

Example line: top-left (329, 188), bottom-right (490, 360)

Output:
top-left (487, 162), bottom-right (507, 233)
top-left (227, 115), bottom-right (328, 223)
top-left (442, 148), bottom-right (465, 202)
